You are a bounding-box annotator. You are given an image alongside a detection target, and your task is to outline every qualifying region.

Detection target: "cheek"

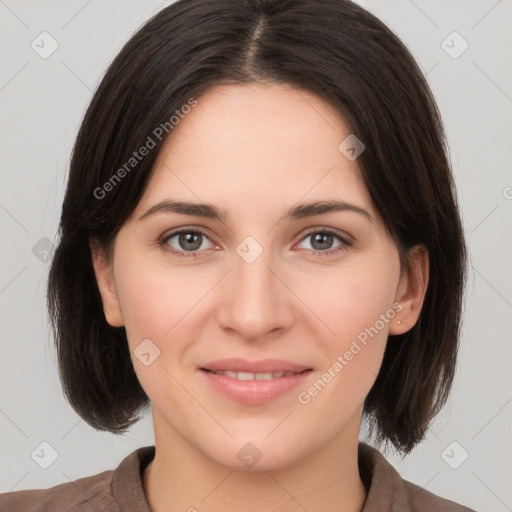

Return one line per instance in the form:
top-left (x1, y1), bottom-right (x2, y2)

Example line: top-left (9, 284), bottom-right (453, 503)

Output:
top-left (293, 252), bottom-right (400, 407)
top-left (112, 236), bottom-right (202, 336)
top-left (110, 243), bottom-right (182, 368)
top-left (112, 247), bottom-right (217, 378)
top-left (294, 252), bottom-right (400, 348)
top-left (112, 255), bottom-right (191, 402)
top-left (116, 268), bottom-right (168, 342)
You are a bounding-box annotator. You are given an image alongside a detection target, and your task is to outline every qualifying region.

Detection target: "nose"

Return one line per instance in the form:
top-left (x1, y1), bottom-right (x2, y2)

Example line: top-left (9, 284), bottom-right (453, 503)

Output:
top-left (216, 240), bottom-right (295, 341)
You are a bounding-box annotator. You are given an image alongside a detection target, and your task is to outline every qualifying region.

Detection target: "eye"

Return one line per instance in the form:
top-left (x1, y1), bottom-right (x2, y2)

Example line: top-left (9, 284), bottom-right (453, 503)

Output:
top-left (160, 229), bottom-right (215, 258)
top-left (296, 229), bottom-right (352, 256)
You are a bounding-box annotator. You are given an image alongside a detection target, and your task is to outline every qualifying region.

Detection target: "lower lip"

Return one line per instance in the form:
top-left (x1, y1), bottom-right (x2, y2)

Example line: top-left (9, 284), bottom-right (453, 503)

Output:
top-left (199, 369), bottom-right (313, 405)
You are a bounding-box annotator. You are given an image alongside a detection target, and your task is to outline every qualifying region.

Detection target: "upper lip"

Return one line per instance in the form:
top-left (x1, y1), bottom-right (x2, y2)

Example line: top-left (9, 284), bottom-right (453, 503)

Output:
top-left (200, 358), bottom-right (312, 373)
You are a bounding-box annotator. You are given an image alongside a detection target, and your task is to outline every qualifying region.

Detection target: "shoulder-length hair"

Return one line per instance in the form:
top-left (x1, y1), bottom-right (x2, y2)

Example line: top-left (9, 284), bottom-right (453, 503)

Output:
top-left (47, 0), bottom-right (467, 455)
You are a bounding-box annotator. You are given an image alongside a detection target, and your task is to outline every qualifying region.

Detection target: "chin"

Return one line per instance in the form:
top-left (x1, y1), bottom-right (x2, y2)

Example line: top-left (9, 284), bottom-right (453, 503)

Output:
top-left (204, 436), bottom-right (308, 472)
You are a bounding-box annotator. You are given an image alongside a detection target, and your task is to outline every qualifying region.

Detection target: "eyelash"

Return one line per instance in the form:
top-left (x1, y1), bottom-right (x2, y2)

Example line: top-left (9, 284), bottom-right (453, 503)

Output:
top-left (158, 228), bottom-right (353, 259)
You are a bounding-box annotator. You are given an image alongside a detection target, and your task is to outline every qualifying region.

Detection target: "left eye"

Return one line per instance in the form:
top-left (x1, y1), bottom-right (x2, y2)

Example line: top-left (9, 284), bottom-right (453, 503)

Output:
top-left (299, 230), bottom-right (348, 252)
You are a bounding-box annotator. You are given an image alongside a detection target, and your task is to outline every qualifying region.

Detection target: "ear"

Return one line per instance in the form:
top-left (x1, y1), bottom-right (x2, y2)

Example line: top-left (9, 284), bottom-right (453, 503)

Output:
top-left (389, 244), bottom-right (429, 335)
top-left (90, 239), bottom-right (124, 327)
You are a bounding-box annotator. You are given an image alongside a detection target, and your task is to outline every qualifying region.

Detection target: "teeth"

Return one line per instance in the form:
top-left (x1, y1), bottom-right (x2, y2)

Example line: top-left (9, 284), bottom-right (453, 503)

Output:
top-left (236, 371), bottom-right (255, 381)
top-left (211, 370), bottom-right (301, 380)
top-left (255, 373), bottom-right (273, 380)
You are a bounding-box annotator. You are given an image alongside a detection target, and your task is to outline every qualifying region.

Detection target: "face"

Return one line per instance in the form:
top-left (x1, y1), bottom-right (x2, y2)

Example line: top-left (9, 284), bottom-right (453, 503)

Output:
top-left (93, 82), bottom-right (427, 471)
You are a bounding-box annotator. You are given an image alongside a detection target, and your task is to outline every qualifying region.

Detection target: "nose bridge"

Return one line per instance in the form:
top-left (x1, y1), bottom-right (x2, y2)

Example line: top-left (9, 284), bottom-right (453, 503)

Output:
top-left (218, 234), bottom-right (291, 339)
top-left (236, 240), bottom-right (274, 296)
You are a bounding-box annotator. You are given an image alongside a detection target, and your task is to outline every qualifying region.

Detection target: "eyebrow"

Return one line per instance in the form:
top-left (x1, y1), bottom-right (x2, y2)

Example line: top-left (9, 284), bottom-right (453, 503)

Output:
top-left (138, 198), bottom-right (374, 223)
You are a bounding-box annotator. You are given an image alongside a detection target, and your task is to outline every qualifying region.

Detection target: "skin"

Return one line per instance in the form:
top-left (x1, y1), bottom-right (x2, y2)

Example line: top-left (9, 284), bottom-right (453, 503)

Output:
top-left (92, 82), bottom-right (428, 512)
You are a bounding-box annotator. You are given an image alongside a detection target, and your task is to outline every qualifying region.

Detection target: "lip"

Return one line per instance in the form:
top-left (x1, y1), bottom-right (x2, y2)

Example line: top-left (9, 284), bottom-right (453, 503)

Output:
top-left (198, 358), bottom-right (313, 405)
top-left (200, 358), bottom-right (311, 374)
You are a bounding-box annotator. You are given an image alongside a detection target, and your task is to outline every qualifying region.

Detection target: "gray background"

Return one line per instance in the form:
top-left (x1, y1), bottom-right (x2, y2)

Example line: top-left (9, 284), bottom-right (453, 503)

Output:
top-left (1, 1), bottom-right (511, 510)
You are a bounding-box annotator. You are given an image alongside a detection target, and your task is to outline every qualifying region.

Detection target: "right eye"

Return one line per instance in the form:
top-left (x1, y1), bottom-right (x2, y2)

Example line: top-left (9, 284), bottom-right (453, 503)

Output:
top-left (160, 229), bottom-right (215, 258)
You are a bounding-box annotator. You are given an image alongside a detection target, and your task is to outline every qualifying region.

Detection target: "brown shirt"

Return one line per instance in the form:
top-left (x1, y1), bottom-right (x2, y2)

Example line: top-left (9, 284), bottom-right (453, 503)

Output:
top-left (0, 442), bottom-right (477, 511)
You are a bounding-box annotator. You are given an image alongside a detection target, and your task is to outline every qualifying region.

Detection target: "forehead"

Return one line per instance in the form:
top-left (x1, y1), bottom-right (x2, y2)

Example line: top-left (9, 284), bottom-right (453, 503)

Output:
top-left (134, 82), bottom-right (376, 223)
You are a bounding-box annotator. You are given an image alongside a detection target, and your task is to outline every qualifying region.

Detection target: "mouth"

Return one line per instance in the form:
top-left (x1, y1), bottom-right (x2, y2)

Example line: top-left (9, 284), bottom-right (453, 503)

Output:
top-left (200, 368), bottom-right (312, 380)
top-left (198, 358), bottom-right (313, 404)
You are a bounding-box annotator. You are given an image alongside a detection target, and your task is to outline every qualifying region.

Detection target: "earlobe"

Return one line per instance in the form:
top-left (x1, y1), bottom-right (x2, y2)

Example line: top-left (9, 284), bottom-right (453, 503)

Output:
top-left (90, 239), bottom-right (125, 327)
top-left (389, 245), bottom-right (429, 335)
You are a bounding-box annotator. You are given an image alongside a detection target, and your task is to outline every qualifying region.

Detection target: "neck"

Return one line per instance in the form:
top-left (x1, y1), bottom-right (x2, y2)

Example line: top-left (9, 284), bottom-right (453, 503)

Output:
top-left (143, 412), bottom-right (367, 512)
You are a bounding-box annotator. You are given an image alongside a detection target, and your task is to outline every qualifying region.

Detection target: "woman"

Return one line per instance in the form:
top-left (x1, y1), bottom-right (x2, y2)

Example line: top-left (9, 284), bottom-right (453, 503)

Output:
top-left (0, 0), bottom-right (476, 510)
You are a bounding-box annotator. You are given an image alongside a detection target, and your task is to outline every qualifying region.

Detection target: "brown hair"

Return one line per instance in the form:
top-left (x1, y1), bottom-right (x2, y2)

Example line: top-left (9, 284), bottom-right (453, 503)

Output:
top-left (47, 0), bottom-right (467, 455)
